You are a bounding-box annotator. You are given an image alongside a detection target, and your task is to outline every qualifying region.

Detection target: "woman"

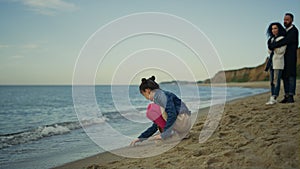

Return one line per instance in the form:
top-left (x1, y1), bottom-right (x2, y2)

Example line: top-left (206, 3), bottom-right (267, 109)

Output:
top-left (265, 22), bottom-right (287, 105)
top-left (130, 76), bottom-right (191, 146)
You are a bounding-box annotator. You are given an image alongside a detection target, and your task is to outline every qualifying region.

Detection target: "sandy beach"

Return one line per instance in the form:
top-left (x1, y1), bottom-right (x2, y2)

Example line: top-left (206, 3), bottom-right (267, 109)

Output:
top-left (55, 81), bottom-right (300, 169)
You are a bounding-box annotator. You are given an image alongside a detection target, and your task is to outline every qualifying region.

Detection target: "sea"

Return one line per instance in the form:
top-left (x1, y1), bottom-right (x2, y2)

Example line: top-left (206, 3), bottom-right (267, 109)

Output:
top-left (0, 84), bottom-right (268, 169)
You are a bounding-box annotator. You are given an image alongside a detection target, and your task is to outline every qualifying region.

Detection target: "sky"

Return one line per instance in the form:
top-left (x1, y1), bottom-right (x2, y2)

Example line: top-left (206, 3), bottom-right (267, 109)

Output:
top-left (0, 0), bottom-right (299, 85)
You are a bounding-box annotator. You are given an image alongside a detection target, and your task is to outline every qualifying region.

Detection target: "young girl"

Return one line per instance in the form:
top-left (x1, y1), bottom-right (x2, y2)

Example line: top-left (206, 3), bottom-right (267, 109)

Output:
top-left (130, 76), bottom-right (191, 146)
top-left (265, 22), bottom-right (287, 105)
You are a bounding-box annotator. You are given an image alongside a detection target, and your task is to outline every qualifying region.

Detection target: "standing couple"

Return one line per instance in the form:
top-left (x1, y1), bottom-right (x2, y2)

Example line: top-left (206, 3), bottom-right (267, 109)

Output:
top-left (266, 13), bottom-right (299, 105)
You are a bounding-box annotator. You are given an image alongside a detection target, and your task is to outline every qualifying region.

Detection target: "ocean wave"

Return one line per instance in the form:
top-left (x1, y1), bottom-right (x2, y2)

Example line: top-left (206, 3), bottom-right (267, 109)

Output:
top-left (0, 118), bottom-right (105, 149)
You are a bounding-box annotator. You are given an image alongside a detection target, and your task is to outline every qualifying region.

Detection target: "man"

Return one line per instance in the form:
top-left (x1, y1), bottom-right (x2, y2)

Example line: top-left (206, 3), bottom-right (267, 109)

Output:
top-left (269, 13), bottom-right (299, 103)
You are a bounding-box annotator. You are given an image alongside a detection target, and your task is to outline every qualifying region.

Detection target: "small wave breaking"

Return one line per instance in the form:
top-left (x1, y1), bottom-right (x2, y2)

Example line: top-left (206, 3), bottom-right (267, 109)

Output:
top-left (0, 118), bottom-right (105, 149)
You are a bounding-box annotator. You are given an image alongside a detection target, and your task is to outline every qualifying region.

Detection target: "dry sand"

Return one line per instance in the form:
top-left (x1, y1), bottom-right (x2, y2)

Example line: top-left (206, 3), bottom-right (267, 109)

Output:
top-left (55, 81), bottom-right (300, 169)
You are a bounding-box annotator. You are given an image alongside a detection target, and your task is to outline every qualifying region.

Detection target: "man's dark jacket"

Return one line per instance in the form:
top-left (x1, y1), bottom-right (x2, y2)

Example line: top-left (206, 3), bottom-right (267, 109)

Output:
top-left (269, 25), bottom-right (299, 78)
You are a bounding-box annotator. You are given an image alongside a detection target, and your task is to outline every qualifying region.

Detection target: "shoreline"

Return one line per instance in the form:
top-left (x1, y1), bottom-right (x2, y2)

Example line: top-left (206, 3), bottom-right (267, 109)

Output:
top-left (199, 81), bottom-right (270, 88)
top-left (54, 81), bottom-right (299, 169)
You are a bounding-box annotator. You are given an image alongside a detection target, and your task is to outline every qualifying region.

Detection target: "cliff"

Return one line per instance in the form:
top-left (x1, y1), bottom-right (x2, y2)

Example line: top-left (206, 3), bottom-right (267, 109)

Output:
top-left (208, 48), bottom-right (300, 83)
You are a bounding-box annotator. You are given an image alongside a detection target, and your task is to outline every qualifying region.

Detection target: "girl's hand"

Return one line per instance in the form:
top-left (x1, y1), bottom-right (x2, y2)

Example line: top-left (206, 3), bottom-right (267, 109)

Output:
top-left (130, 138), bottom-right (140, 147)
top-left (154, 134), bottom-right (162, 140)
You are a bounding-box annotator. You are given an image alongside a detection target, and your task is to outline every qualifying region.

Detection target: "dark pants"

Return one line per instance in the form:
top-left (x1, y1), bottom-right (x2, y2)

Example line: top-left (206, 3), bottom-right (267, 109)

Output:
top-left (283, 76), bottom-right (296, 96)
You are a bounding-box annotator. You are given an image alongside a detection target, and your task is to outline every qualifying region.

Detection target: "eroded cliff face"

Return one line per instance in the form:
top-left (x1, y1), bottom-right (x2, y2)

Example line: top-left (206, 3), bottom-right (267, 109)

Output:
top-left (208, 48), bottom-right (300, 83)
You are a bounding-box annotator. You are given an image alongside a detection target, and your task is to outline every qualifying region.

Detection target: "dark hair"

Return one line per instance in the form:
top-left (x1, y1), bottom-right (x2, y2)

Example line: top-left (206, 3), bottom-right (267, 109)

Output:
top-left (285, 13), bottom-right (294, 21)
top-left (139, 76), bottom-right (160, 93)
top-left (266, 22), bottom-right (286, 38)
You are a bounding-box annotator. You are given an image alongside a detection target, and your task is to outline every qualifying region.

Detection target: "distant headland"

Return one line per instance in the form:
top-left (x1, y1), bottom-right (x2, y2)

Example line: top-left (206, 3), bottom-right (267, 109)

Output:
top-left (161, 48), bottom-right (300, 84)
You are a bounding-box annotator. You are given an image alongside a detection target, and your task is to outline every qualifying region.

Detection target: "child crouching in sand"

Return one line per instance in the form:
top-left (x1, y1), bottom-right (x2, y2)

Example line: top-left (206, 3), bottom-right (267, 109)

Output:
top-left (130, 76), bottom-right (191, 146)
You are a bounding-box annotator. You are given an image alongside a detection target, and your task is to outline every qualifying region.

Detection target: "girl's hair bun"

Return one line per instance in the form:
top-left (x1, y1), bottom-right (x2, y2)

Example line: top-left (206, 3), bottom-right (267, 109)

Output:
top-left (139, 75), bottom-right (159, 92)
top-left (149, 76), bottom-right (155, 81)
top-left (141, 78), bottom-right (147, 83)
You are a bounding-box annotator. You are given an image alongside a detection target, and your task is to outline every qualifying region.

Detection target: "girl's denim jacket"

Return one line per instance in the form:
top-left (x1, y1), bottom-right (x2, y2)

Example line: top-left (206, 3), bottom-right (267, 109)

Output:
top-left (138, 89), bottom-right (190, 140)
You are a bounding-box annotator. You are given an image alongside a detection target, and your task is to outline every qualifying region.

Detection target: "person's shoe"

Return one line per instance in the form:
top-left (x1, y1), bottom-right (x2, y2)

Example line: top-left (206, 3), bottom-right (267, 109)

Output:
top-left (279, 96), bottom-right (288, 103)
top-left (266, 96), bottom-right (277, 105)
top-left (287, 95), bottom-right (295, 103)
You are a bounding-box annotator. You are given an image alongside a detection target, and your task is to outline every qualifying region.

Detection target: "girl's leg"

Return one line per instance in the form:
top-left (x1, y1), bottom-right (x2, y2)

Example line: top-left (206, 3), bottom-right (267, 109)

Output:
top-left (146, 103), bottom-right (166, 129)
top-left (173, 113), bottom-right (192, 137)
top-left (158, 106), bottom-right (191, 138)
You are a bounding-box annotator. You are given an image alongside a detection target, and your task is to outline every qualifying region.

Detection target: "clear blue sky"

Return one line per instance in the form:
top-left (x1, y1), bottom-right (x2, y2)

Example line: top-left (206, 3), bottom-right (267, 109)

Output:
top-left (0, 0), bottom-right (299, 85)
